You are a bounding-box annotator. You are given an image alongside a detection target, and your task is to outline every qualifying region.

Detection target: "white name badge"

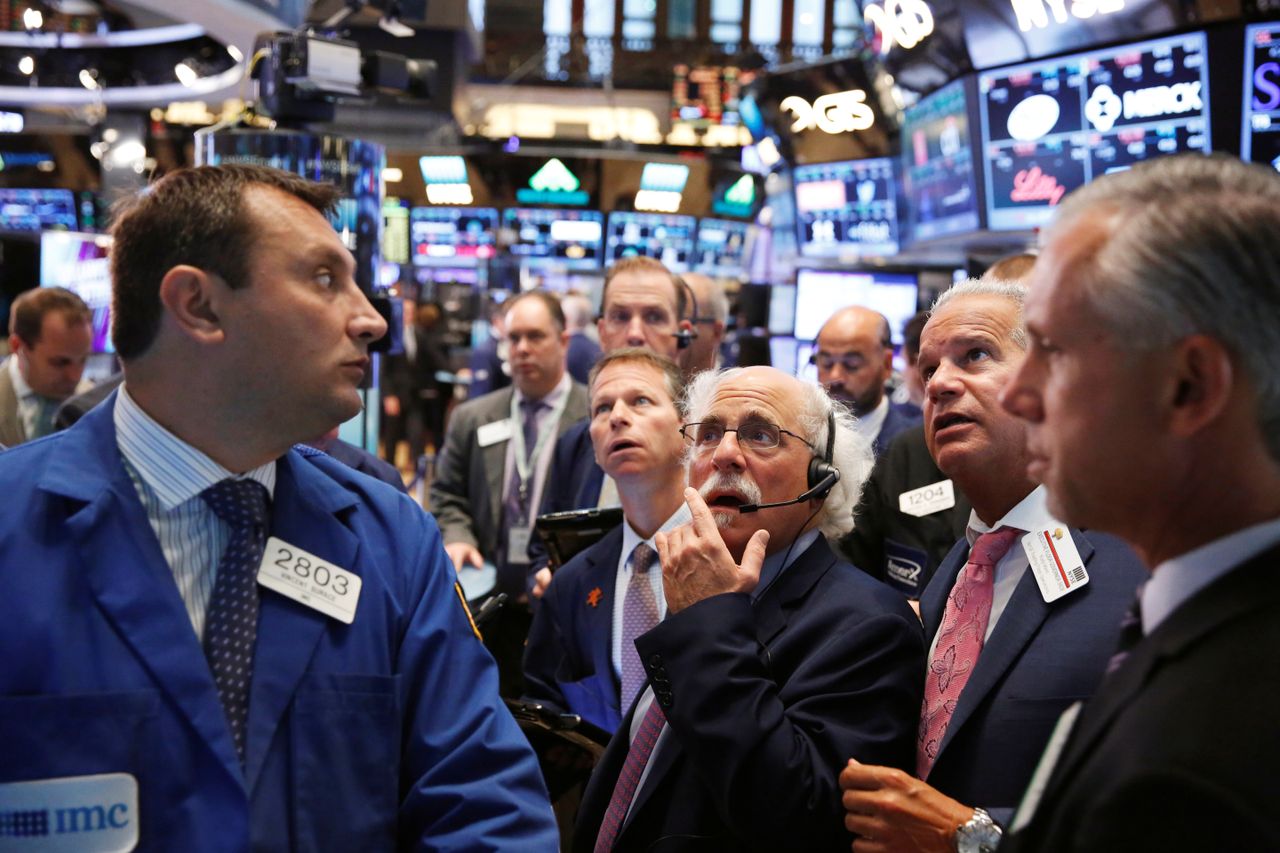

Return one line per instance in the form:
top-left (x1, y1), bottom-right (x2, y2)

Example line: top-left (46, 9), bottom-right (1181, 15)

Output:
top-left (898, 480), bottom-right (956, 517)
top-left (477, 419), bottom-right (513, 448)
top-left (257, 537), bottom-right (362, 624)
top-left (507, 527), bottom-right (532, 567)
top-left (0, 773), bottom-right (139, 852)
top-left (1010, 701), bottom-right (1083, 833)
top-left (1022, 526), bottom-right (1089, 603)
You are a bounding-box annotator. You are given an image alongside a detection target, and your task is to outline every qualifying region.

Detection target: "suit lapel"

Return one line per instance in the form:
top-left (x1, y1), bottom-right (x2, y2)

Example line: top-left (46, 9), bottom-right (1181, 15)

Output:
top-left (244, 452), bottom-right (362, 793)
top-left (935, 531), bottom-right (1097, 757)
top-left (41, 401), bottom-right (247, 791)
top-left (0, 362), bottom-right (26, 446)
top-left (583, 528), bottom-right (623, 698)
top-left (480, 389), bottom-right (514, 528)
top-left (921, 539), bottom-right (968, 643)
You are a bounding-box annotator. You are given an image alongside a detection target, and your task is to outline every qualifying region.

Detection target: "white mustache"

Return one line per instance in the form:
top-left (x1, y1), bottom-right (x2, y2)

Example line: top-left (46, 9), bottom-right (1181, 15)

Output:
top-left (697, 472), bottom-right (762, 526)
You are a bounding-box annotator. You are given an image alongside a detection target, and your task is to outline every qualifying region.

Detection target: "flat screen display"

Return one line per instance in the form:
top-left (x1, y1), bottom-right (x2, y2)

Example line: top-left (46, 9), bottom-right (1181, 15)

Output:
top-left (979, 31), bottom-right (1211, 231)
top-left (769, 284), bottom-right (796, 336)
top-left (503, 208), bottom-right (604, 270)
top-left (382, 201), bottom-right (410, 265)
top-left (1243, 21), bottom-right (1280, 171)
top-left (793, 157), bottom-right (899, 258)
top-left (605, 212), bottom-right (696, 272)
top-left (793, 269), bottom-right (919, 346)
top-left (0, 189), bottom-right (78, 233)
top-left (770, 335), bottom-right (800, 375)
top-left (693, 218), bottom-right (752, 277)
top-left (901, 78), bottom-right (982, 242)
top-left (410, 207), bottom-right (498, 266)
top-left (40, 231), bottom-right (113, 354)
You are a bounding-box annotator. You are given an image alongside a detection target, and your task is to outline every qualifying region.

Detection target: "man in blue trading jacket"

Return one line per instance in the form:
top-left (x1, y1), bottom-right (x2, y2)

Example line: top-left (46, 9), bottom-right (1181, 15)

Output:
top-left (838, 280), bottom-right (1144, 853)
top-left (0, 165), bottom-right (557, 851)
top-left (523, 349), bottom-right (689, 733)
top-left (575, 366), bottom-right (924, 852)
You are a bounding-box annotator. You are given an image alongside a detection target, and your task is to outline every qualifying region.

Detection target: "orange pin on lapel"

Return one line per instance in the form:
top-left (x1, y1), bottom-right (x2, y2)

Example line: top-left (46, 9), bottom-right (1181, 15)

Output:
top-left (586, 587), bottom-right (603, 608)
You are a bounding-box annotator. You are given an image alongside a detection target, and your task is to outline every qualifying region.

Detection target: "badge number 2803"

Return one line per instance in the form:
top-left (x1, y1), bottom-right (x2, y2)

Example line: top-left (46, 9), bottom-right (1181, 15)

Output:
top-left (257, 537), bottom-right (362, 624)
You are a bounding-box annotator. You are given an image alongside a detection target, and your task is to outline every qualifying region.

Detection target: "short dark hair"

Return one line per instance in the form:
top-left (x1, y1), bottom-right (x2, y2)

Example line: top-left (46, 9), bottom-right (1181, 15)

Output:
top-left (109, 164), bottom-right (340, 360)
top-left (903, 310), bottom-right (929, 360)
top-left (10, 287), bottom-right (91, 345)
top-left (503, 289), bottom-right (566, 333)
top-left (600, 257), bottom-right (688, 321)
top-left (588, 347), bottom-right (685, 410)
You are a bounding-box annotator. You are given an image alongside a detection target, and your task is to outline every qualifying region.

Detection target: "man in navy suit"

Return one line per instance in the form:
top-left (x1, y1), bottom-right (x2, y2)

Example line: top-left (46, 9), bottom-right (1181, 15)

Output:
top-left (839, 279), bottom-right (1144, 853)
top-left (523, 349), bottom-right (688, 733)
top-left (575, 366), bottom-right (924, 852)
top-left (813, 305), bottom-right (920, 458)
top-left (997, 156), bottom-right (1280, 851)
top-left (529, 257), bottom-right (692, 593)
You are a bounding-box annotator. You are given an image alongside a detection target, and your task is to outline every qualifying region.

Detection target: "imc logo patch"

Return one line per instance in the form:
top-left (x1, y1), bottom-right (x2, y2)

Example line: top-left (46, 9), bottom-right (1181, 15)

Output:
top-left (0, 773), bottom-right (137, 851)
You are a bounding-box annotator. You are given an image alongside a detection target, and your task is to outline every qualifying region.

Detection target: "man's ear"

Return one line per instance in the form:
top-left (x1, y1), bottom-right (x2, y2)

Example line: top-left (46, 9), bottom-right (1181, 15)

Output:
top-left (1167, 334), bottom-right (1234, 438)
top-left (158, 265), bottom-right (227, 345)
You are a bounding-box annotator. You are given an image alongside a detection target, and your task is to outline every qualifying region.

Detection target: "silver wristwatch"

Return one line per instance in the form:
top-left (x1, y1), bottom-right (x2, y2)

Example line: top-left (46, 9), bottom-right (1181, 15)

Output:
top-left (954, 807), bottom-right (1002, 853)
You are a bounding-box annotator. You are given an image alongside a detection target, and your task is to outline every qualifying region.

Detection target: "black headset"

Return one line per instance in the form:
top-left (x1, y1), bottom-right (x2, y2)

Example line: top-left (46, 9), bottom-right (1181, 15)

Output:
top-left (807, 409), bottom-right (840, 499)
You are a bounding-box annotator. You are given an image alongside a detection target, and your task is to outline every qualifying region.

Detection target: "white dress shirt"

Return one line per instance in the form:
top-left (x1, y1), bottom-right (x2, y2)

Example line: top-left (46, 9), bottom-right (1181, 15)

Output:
top-left (611, 503), bottom-right (692, 675)
top-left (114, 385), bottom-right (276, 639)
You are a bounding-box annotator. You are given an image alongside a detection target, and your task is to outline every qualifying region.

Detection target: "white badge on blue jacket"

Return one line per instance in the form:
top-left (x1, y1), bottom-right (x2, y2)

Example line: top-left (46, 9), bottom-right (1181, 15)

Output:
top-left (0, 773), bottom-right (138, 852)
top-left (1022, 526), bottom-right (1089, 603)
top-left (898, 480), bottom-right (956, 517)
top-left (257, 537), bottom-right (362, 624)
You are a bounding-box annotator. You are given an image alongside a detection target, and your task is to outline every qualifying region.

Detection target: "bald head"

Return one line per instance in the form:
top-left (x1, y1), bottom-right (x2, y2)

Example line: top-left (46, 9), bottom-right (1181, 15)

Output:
top-left (679, 272), bottom-right (728, 374)
top-left (813, 306), bottom-right (893, 417)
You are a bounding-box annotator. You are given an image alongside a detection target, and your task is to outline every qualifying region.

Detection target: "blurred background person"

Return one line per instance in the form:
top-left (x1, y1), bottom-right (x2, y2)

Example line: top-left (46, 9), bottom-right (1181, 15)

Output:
top-left (1, 286), bottom-right (93, 446)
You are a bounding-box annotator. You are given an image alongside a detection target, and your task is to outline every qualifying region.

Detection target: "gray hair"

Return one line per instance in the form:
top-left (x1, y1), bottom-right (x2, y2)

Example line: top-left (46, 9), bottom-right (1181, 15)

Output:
top-left (931, 278), bottom-right (1029, 350)
top-left (684, 273), bottom-right (729, 325)
top-left (682, 367), bottom-right (874, 539)
top-left (1045, 154), bottom-right (1280, 460)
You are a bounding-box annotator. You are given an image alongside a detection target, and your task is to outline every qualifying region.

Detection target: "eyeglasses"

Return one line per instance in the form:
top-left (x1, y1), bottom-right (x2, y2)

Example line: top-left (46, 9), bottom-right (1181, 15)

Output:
top-left (809, 352), bottom-right (869, 372)
top-left (680, 420), bottom-right (814, 454)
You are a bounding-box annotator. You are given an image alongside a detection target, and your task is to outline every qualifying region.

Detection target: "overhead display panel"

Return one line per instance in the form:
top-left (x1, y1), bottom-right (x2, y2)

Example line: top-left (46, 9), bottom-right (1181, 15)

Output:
top-left (693, 218), bottom-right (753, 278)
top-left (794, 269), bottom-right (919, 345)
top-left (958, 0), bottom-right (1222, 71)
top-left (793, 157), bottom-right (900, 258)
top-left (605, 212), bottom-right (697, 271)
top-left (979, 30), bottom-right (1211, 231)
top-left (1243, 21), bottom-right (1280, 171)
top-left (0, 189), bottom-right (78, 233)
top-left (410, 206), bottom-right (498, 267)
top-left (40, 231), bottom-right (113, 354)
top-left (901, 77), bottom-right (982, 243)
top-left (503, 207), bottom-right (604, 270)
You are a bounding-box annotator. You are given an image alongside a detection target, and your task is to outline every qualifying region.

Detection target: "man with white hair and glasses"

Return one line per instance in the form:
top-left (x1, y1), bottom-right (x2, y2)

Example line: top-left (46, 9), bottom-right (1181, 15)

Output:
top-left (574, 365), bottom-right (924, 853)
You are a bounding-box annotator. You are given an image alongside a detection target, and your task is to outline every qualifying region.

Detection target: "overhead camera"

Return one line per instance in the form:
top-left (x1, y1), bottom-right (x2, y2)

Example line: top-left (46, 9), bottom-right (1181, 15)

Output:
top-left (251, 30), bottom-right (436, 125)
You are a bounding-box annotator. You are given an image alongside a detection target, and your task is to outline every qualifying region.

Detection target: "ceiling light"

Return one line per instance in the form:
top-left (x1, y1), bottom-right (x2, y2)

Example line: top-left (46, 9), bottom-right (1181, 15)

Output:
top-left (226, 45), bottom-right (243, 63)
top-left (79, 69), bottom-right (100, 90)
top-left (382, 167), bottom-right (404, 183)
top-left (23, 8), bottom-right (44, 30)
top-left (18, 56), bottom-right (34, 76)
top-left (174, 62), bottom-right (198, 87)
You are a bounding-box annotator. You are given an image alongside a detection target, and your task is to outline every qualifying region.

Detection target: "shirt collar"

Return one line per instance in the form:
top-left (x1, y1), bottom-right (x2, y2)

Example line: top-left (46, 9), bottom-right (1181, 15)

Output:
top-left (966, 484), bottom-right (1056, 544)
top-left (515, 372), bottom-right (571, 409)
top-left (621, 501), bottom-right (692, 561)
top-left (1142, 516), bottom-right (1280, 635)
top-left (7, 353), bottom-right (34, 401)
top-left (755, 528), bottom-right (821, 599)
top-left (113, 384), bottom-right (276, 511)
top-left (851, 396), bottom-right (890, 442)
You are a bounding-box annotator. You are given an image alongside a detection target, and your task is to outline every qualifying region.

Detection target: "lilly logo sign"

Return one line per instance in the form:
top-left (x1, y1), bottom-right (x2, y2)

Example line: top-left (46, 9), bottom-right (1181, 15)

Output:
top-left (780, 90), bottom-right (875, 135)
top-left (1010, 0), bottom-right (1125, 33)
top-left (1085, 82), bottom-right (1202, 133)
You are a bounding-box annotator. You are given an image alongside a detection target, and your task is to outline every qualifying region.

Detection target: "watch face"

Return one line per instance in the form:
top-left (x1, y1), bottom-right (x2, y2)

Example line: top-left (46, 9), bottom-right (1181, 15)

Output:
top-left (957, 811), bottom-right (1002, 853)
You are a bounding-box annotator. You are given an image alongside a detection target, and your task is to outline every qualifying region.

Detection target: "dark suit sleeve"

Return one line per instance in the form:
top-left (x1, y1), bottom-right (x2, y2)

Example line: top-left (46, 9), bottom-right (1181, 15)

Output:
top-left (839, 460), bottom-right (889, 582)
top-left (635, 591), bottom-right (924, 852)
top-left (527, 428), bottom-right (584, 572)
top-left (427, 407), bottom-right (482, 553)
top-left (522, 574), bottom-right (572, 715)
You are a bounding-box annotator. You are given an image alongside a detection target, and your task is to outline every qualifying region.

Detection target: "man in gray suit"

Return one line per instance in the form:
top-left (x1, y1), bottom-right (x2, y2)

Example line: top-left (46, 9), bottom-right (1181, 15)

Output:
top-left (431, 289), bottom-right (589, 693)
top-left (1, 287), bottom-right (93, 446)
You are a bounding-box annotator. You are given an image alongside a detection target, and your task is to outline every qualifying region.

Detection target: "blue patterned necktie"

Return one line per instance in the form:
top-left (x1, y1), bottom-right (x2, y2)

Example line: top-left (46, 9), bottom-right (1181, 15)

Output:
top-left (201, 478), bottom-right (271, 765)
top-left (1106, 587), bottom-right (1146, 675)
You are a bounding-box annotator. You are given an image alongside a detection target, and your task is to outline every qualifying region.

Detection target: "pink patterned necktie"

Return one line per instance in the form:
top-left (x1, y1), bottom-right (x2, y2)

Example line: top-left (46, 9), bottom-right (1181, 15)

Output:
top-left (594, 698), bottom-right (666, 852)
top-left (619, 543), bottom-right (660, 713)
top-left (917, 526), bottom-right (1022, 779)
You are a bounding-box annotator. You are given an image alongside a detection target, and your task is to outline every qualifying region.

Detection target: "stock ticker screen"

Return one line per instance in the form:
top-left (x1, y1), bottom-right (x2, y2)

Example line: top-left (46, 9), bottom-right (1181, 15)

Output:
top-left (605, 212), bottom-right (697, 272)
top-left (979, 31), bottom-right (1211, 231)
top-left (410, 207), bottom-right (499, 266)
top-left (901, 78), bottom-right (982, 243)
top-left (0, 189), bottom-right (78, 233)
top-left (1244, 21), bottom-right (1280, 171)
top-left (503, 208), bottom-right (604, 270)
top-left (793, 157), bottom-right (900, 258)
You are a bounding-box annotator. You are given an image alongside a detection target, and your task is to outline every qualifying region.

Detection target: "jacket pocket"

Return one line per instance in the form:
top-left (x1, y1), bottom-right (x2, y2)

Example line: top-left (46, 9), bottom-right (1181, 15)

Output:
top-left (290, 673), bottom-right (401, 851)
top-left (0, 690), bottom-right (160, 780)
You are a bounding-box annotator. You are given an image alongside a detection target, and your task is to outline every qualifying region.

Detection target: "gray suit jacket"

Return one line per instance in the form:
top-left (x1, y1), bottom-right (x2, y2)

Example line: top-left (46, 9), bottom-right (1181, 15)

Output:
top-left (429, 380), bottom-right (589, 562)
top-left (0, 359), bottom-right (27, 448)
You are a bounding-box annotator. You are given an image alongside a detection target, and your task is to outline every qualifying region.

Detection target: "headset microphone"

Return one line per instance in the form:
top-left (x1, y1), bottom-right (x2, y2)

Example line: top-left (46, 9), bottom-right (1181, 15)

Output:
top-left (673, 328), bottom-right (698, 349)
top-left (739, 410), bottom-right (841, 514)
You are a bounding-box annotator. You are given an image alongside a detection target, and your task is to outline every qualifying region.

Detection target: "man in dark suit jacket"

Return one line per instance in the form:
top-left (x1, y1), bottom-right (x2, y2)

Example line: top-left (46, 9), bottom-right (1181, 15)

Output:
top-left (523, 350), bottom-right (689, 733)
top-left (575, 366), bottom-right (924, 853)
top-left (996, 155), bottom-right (1280, 851)
top-left (813, 304), bottom-right (921, 458)
top-left (840, 279), bottom-right (1144, 853)
top-left (528, 258), bottom-right (693, 590)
